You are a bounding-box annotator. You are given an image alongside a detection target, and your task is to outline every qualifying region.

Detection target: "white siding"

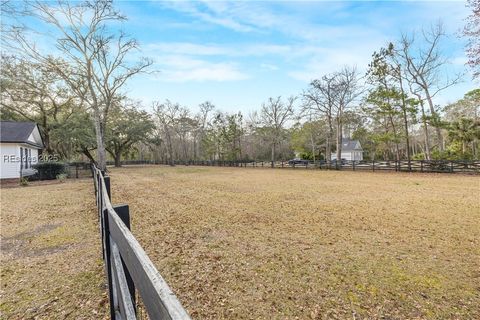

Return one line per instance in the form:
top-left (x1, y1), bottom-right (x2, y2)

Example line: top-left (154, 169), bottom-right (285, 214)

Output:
top-left (0, 143), bottom-right (20, 179)
top-left (27, 126), bottom-right (43, 146)
top-left (0, 143), bottom-right (41, 179)
top-left (330, 150), bottom-right (363, 161)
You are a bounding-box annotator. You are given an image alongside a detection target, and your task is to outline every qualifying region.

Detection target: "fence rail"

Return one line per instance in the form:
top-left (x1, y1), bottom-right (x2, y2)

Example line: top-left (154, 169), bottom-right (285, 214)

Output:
top-left (91, 164), bottom-right (190, 320)
top-left (146, 159), bottom-right (480, 174)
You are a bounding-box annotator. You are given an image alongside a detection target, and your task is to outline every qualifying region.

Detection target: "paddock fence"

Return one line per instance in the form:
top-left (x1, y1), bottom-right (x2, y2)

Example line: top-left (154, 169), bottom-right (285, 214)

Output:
top-left (91, 164), bottom-right (191, 320)
top-left (150, 159), bottom-right (480, 174)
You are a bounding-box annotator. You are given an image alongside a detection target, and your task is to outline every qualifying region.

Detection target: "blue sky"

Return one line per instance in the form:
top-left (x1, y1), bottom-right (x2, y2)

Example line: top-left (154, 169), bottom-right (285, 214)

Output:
top-left (16, 1), bottom-right (478, 113)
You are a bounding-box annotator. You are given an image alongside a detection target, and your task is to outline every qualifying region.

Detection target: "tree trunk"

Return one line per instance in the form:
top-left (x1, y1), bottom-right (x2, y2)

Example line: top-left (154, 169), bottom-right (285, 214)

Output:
top-left (93, 111), bottom-right (107, 170)
top-left (271, 142), bottom-right (275, 167)
top-left (193, 137), bottom-right (197, 161)
top-left (419, 100), bottom-right (431, 160)
top-left (336, 118), bottom-right (342, 168)
top-left (399, 79), bottom-right (411, 168)
top-left (422, 83), bottom-right (444, 151)
top-left (165, 126), bottom-right (174, 166)
top-left (391, 118), bottom-right (401, 161)
top-left (326, 117), bottom-right (333, 163)
top-left (402, 109), bottom-right (411, 168)
top-left (82, 148), bottom-right (96, 164)
top-left (114, 152), bottom-right (121, 167)
top-left (311, 133), bottom-right (316, 163)
top-left (325, 135), bottom-right (331, 163)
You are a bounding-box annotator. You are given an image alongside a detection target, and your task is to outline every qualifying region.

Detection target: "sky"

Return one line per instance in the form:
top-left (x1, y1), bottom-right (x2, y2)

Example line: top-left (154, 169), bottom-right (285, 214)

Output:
top-left (9, 0), bottom-right (478, 114)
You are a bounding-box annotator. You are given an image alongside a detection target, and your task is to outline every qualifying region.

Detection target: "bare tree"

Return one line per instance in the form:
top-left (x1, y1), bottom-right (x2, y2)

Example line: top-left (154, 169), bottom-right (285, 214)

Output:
top-left (193, 101), bottom-right (215, 160)
top-left (398, 22), bottom-right (461, 152)
top-left (464, 0), bottom-right (480, 79)
top-left (303, 68), bottom-right (360, 164)
top-left (302, 75), bottom-right (336, 162)
top-left (260, 96), bottom-right (296, 166)
top-left (153, 100), bottom-right (182, 166)
top-left (5, 1), bottom-right (152, 170)
top-left (174, 108), bottom-right (195, 161)
top-left (331, 67), bottom-right (361, 163)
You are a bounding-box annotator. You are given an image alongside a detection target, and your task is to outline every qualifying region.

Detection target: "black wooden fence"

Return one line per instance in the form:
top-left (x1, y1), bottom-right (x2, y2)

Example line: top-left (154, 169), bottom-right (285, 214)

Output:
top-left (91, 164), bottom-right (191, 320)
top-left (149, 159), bottom-right (480, 174)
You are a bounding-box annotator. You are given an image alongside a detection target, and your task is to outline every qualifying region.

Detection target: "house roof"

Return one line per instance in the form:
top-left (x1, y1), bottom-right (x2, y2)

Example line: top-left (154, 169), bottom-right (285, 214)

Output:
top-left (0, 121), bottom-right (44, 148)
top-left (341, 139), bottom-right (362, 151)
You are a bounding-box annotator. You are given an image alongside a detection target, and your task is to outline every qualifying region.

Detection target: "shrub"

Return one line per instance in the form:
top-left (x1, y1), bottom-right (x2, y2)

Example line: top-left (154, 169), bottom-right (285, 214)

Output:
top-left (56, 173), bottom-right (68, 183)
top-left (19, 177), bottom-right (29, 186)
top-left (33, 162), bottom-right (67, 180)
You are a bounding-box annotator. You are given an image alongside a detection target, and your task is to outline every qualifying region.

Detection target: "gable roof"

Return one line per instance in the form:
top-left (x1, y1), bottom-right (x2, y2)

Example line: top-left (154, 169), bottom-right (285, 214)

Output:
top-left (0, 121), bottom-right (44, 148)
top-left (341, 139), bottom-right (362, 152)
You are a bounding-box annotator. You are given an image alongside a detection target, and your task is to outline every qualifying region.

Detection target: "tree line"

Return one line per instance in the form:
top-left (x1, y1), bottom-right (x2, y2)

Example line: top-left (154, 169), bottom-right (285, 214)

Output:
top-left (1, 1), bottom-right (479, 169)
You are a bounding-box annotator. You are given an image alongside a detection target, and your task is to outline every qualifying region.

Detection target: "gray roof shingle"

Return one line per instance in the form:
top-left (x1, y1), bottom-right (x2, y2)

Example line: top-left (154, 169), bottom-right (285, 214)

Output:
top-left (0, 121), bottom-right (42, 147)
top-left (341, 139), bottom-right (362, 151)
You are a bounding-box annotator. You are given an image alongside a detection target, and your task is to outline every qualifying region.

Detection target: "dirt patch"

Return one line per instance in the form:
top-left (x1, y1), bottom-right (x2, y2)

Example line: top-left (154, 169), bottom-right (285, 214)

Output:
top-left (1, 223), bottom-right (63, 258)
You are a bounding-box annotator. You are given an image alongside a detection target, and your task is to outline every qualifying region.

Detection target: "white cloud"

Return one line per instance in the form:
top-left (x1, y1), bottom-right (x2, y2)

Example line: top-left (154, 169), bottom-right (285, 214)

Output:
top-left (452, 56), bottom-right (468, 66)
top-left (145, 42), bottom-right (228, 56)
top-left (287, 39), bottom-right (385, 82)
top-left (260, 63), bottom-right (279, 71)
top-left (158, 1), bottom-right (257, 33)
top-left (143, 42), bottom-right (291, 57)
top-left (152, 55), bottom-right (249, 82)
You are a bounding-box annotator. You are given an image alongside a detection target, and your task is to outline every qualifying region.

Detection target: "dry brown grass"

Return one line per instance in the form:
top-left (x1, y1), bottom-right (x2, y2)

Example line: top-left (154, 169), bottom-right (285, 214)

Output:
top-left (1, 179), bottom-right (108, 319)
top-left (111, 166), bottom-right (479, 319)
top-left (1, 166), bottom-right (479, 319)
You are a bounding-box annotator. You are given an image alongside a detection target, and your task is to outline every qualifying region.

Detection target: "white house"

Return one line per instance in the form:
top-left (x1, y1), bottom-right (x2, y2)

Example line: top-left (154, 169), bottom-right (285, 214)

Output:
top-left (331, 139), bottom-right (364, 161)
top-left (0, 121), bottom-right (44, 179)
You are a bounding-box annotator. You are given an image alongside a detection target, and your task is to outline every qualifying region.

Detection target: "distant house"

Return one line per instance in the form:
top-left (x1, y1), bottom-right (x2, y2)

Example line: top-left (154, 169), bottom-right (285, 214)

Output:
top-left (331, 139), bottom-right (363, 161)
top-left (0, 121), bottom-right (44, 179)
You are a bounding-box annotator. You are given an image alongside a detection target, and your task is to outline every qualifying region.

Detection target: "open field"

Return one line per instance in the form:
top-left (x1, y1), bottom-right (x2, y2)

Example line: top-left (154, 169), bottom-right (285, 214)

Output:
top-left (1, 166), bottom-right (480, 319)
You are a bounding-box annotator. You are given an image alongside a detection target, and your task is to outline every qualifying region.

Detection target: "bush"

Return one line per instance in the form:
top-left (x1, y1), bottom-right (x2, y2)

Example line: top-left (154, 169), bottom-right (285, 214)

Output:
top-left (20, 177), bottom-right (29, 186)
top-left (56, 173), bottom-right (68, 183)
top-left (32, 162), bottom-right (67, 180)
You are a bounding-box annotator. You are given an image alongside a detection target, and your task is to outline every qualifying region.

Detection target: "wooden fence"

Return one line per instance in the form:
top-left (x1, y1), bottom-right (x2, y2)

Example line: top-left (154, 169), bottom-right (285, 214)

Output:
top-left (150, 159), bottom-right (480, 174)
top-left (91, 164), bottom-right (191, 320)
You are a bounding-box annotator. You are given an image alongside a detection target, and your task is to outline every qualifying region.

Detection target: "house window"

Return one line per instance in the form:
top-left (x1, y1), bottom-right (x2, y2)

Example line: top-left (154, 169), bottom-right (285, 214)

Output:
top-left (29, 149), bottom-right (32, 167)
top-left (20, 147), bottom-right (23, 170)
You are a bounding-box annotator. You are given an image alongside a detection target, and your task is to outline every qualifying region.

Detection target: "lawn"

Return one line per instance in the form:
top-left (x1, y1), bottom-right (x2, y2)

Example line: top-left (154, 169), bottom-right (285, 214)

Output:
top-left (1, 179), bottom-right (108, 319)
top-left (1, 166), bottom-right (479, 319)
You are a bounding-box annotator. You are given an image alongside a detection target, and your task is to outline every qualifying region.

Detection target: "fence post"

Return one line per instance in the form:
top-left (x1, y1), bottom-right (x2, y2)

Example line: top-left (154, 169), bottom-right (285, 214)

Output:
top-left (113, 204), bottom-right (136, 315)
top-left (103, 173), bottom-right (111, 200)
top-left (421, 160), bottom-right (424, 172)
top-left (372, 160), bottom-right (375, 172)
top-left (353, 160), bottom-right (355, 171)
top-left (103, 208), bottom-right (116, 320)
